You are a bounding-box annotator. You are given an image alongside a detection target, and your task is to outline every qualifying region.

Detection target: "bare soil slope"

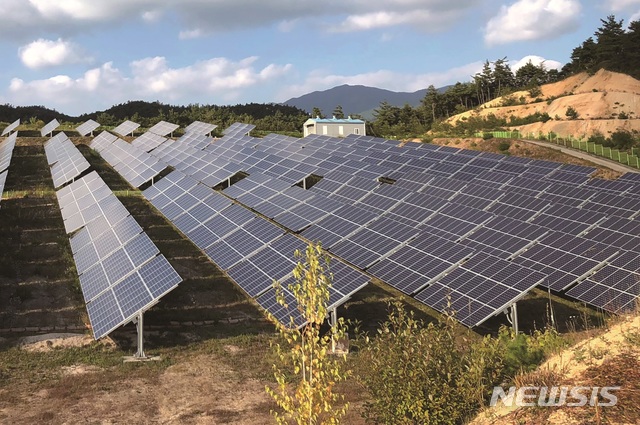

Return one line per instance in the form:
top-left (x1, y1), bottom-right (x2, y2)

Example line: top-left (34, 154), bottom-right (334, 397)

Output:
top-left (447, 69), bottom-right (640, 138)
top-left (470, 315), bottom-right (640, 425)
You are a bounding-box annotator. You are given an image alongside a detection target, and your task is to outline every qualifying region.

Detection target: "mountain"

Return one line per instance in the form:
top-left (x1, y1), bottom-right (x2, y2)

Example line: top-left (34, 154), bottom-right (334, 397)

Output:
top-left (283, 84), bottom-right (448, 120)
top-left (445, 69), bottom-right (640, 138)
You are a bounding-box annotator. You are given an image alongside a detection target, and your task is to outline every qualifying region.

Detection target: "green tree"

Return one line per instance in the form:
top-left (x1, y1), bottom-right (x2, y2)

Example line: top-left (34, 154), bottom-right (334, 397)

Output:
top-left (594, 15), bottom-right (625, 72)
top-left (492, 57), bottom-right (515, 96)
top-left (515, 60), bottom-right (548, 88)
top-left (565, 37), bottom-right (598, 74)
top-left (332, 105), bottom-right (345, 119)
top-left (311, 107), bottom-right (324, 119)
top-left (372, 101), bottom-right (400, 136)
top-left (266, 243), bottom-right (350, 425)
top-left (623, 20), bottom-right (640, 79)
top-left (420, 85), bottom-right (441, 126)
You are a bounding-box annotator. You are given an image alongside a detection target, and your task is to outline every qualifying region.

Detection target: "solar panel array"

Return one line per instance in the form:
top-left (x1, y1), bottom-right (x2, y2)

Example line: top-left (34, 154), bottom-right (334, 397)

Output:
top-left (147, 120), bottom-right (179, 137)
top-left (44, 132), bottom-right (91, 188)
top-left (76, 119), bottom-right (100, 136)
top-left (112, 120), bottom-right (140, 137)
top-left (107, 121), bottom-right (640, 327)
top-left (53, 171), bottom-right (183, 339)
top-left (90, 131), bottom-right (167, 188)
top-left (40, 119), bottom-right (60, 137)
top-left (0, 132), bottom-right (18, 207)
top-left (2, 118), bottom-right (20, 136)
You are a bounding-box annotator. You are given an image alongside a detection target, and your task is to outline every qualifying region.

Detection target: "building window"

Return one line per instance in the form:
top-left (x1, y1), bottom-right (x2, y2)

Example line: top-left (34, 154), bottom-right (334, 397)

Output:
top-left (354, 128), bottom-right (360, 135)
top-left (338, 125), bottom-right (344, 136)
top-left (322, 125), bottom-right (328, 135)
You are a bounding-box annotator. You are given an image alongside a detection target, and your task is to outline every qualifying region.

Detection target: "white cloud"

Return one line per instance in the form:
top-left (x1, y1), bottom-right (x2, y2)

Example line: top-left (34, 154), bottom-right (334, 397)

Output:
top-left (3, 56), bottom-right (292, 115)
top-left (142, 10), bottom-right (163, 23)
top-left (0, 0), bottom-right (480, 39)
top-left (484, 0), bottom-right (582, 46)
top-left (18, 38), bottom-right (89, 69)
top-left (329, 1), bottom-right (473, 32)
top-left (631, 10), bottom-right (640, 21)
top-left (511, 55), bottom-right (562, 71)
top-left (606, 0), bottom-right (640, 11)
top-left (278, 61), bottom-right (484, 102)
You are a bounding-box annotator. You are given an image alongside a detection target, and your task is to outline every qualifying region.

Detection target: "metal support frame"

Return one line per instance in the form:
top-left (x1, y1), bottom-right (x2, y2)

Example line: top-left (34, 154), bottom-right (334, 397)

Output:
top-left (123, 310), bottom-right (161, 362)
top-left (330, 308), bottom-right (337, 353)
top-left (135, 311), bottom-right (145, 358)
top-left (504, 302), bottom-right (519, 336)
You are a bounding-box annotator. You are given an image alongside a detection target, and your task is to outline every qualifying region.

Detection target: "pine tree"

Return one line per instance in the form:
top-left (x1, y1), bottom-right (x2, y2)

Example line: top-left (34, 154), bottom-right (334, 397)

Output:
top-left (594, 15), bottom-right (625, 71)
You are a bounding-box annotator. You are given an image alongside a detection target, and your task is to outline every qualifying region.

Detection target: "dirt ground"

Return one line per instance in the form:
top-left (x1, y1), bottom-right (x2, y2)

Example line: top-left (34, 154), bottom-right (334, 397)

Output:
top-left (0, 329), bottom-right (368, 425)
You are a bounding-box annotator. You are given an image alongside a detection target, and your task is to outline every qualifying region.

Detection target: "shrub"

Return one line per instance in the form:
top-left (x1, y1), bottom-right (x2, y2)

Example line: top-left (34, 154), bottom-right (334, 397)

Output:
top-left (565, 106), bottom-right (579, 120)
top-left (609, 130), bottom-right (637, 150)
top-left (498, 141), bottom-right (511, 152)
top-left (356, 303), bottom-right (504, 425)
top-left (528, 86), bottom-right (542, 98)
top-left (618, 111), bottom-right (629, 119)
top-left (482, 132), bottom-right (494, 140)
top-left (588, 131), bottom-right (607, 145)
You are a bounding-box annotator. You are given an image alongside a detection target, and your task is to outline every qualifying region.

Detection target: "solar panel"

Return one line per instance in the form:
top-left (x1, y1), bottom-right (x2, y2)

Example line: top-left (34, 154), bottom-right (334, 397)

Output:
top-left (112, 120), bottom-right (140, 137)
top-left (369, 232), bottom-right (475, 294)
top-left (90, 131), bottom-right (119, 152)
top-left (147, 120), bottom-right (179, 137)
top-left (0, 170), bottom-right (7, 206)
top-left (93, 137), bottom-right (167, 188)
top-left (87, 255), bottom-right (181, 339)
top-left (583, 216), bottom-right (640, 253)
top-left (40, 119), bottom-right (60, 137)
top-left (530, 204), bottom-right (606, 236)
top-left (514, 232), bottom-right (618, 291)
top-left (185, 120), bottom-right (218, 135)
top-left (566, 253), bottom-right (640, 314)
top-left (618, 172), bottom-right (640, 183)
top-left (0, 132), bottom-right (18, 174)
top-left (256, 286), bottom-right (306, 329)
top-left (415, 252), bottom-right (545, 327)
top-left (45, 138), bottom-right (91, 188)
top-left (2, 118), bottom-right (20, 136)
top-left (76, 120), bottom-right (100, 136)
top-left (131, 132), bottom-right (168, 152)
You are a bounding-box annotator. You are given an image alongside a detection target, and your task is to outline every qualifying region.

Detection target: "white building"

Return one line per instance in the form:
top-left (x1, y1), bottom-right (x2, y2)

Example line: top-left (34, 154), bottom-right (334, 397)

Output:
top-left (303, 116), bottom-right (366, 138)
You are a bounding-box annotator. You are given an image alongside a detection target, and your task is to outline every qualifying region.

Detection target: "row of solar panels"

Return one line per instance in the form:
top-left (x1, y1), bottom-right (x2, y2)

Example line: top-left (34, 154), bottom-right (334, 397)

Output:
top-left (44, 132), bottom-right (91, 188)
top-left (0, 132), bottom-right (18, 208)
top-left (39, 117), bottom-right (215, 140)
top-left (140, 169), bottom-right (370, 326)
top-left (42, 136), bottom-right (183, 339)
top-left (87, 120), bottom-right (640, 327)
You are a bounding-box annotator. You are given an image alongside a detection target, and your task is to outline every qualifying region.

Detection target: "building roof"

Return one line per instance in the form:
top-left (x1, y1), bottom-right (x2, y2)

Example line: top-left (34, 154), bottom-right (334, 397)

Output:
top-left (306, 116), bottom-right (365, 124)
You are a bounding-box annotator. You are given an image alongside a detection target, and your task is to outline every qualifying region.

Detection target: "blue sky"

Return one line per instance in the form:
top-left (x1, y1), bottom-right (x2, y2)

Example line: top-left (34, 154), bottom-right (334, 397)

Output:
top-left (0, 0), bottom-right (638, 116)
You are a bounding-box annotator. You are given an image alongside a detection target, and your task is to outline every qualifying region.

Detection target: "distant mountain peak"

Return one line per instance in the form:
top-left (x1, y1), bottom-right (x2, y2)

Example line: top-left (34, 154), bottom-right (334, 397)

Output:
top-left (283, 84), bottom-right (449, 120)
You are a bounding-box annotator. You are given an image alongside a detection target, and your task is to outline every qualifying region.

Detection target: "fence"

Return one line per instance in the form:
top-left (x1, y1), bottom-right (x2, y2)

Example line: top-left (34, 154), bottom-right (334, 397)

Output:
top-left (475, 131), bottom-right (640, 169)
